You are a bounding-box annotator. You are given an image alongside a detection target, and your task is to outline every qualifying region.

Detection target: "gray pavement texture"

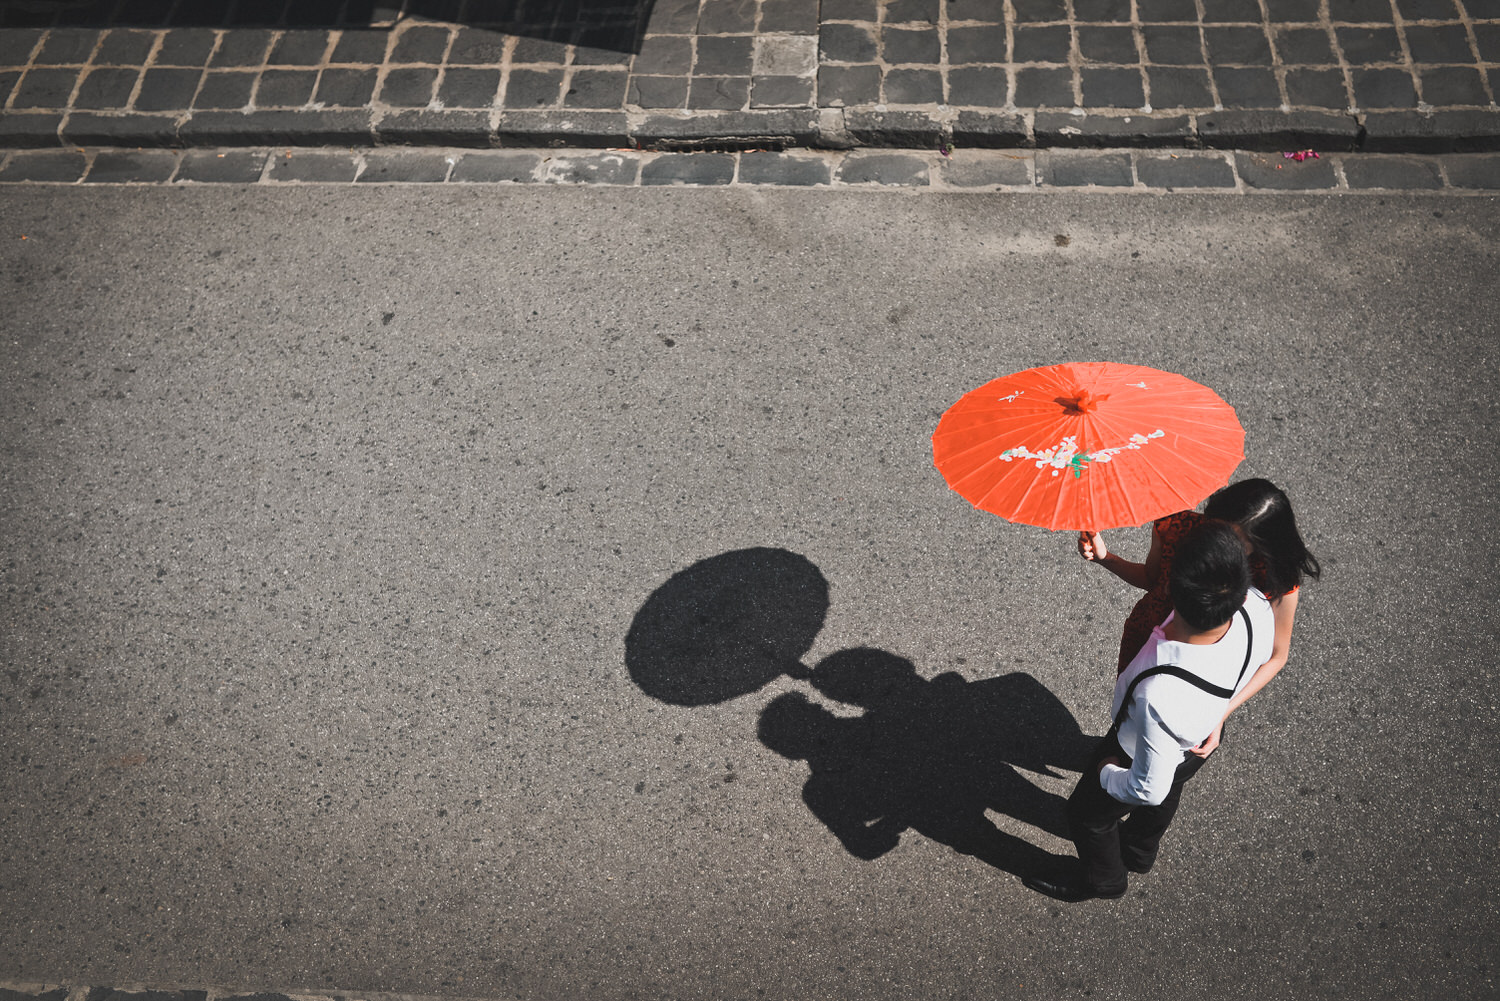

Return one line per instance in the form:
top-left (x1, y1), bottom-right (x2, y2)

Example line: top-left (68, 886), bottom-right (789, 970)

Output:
top-left (2, 186), bottom-right (1499, 1000)
top-left (1, 0), bottom-right (1500, 151)
top-left (2, 143), bottom-right (1500, 188)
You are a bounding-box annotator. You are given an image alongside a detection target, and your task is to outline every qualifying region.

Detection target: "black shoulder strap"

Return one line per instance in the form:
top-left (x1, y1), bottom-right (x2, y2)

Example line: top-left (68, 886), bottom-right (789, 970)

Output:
top-left (1114, 607), bottom-right (1254, 730)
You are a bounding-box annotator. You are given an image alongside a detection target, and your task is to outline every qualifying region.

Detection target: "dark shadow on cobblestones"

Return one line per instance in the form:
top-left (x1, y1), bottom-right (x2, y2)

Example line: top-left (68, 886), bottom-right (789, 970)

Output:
top-left (0, 0), bottom-right (657, 52)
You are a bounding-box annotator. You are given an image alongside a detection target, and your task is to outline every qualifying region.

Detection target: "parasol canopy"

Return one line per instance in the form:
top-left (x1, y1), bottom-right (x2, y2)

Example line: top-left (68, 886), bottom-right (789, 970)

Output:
top-left (931, 362), bottom-right (1244, 531)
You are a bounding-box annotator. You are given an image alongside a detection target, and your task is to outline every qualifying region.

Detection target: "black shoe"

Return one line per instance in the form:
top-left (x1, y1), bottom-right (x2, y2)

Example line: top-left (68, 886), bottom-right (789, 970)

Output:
top-left (1023, 875), bottom-right (1127, 902)
top-left (1124, 859), bottom-right (1154, 874)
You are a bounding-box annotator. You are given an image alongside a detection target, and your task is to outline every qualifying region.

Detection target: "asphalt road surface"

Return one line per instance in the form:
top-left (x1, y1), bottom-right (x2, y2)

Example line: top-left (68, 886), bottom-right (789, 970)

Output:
top-left (2, 187), bottom-right (1497, 1000)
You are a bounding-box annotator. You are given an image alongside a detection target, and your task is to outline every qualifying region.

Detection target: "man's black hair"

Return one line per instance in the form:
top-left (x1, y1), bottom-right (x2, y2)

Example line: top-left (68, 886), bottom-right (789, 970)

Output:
top-left (1169, 520), bottom-right (1251, 632)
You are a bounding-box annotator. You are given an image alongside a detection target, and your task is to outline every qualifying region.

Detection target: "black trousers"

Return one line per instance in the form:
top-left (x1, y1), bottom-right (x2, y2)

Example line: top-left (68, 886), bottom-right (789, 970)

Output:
top-left (1065, 727), bottom-right (1215, 894)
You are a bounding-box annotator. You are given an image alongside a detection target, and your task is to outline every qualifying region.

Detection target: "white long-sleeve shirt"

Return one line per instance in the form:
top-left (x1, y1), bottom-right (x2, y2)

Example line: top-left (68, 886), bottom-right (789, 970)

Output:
top-left (1100, 588), bottom-right (1275, 806)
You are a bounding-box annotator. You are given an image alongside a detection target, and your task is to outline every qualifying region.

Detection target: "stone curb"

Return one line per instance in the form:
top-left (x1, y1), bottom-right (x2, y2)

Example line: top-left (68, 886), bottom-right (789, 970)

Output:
top-left (3, 108), bottom-right (1500, 154)
top-left (2, 145), bottom-right (1496, 192)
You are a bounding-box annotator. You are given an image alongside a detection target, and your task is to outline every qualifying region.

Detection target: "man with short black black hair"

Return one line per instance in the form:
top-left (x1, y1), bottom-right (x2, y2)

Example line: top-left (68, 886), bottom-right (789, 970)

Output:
top-left (1026, 520), bottom-right (1274, 902)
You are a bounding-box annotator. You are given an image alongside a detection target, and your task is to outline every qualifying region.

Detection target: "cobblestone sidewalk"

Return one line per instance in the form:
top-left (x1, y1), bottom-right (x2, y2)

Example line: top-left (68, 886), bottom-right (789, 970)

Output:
top-left (1, 0), bottom-right (1499, 151)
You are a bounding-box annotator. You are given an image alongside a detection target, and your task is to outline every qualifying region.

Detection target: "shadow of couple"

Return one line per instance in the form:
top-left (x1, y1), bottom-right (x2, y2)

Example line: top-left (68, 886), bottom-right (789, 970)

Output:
top-left (626, 547), bottom-right (1092, 881)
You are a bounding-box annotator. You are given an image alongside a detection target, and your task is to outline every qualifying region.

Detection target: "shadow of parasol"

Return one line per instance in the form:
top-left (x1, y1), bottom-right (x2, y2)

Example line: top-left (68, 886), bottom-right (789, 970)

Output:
top-left (625, 547), bottom-right (826, 706)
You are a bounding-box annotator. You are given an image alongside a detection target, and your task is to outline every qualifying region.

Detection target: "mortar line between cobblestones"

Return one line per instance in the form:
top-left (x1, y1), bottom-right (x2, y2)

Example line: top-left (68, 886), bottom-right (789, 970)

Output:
top-left (1391, 0), bottom-right (1422, 109)
top-left (431, 25), bottom-right (458, 111)
top-left (1131, 1), bottom-right (1151, 113)
top-left (1322, 0), bottom-right (1358, 113)
top-left (1458, 1), bottom-right (1499, 106)
top-left (306, 30), bottom-right (340, 113)
top-left (367, 22), bottom-right (404, 125)
top-left (240, 28), bottom-right (278, 114)
top-left (1066, 0), bottom-right (1081, 108)
top-left (1001, 0), bottom-right (1016, 112)
top-left (486, 34), bottom-right (513, 130)
top-left (1192, 0), bottom-right (1222, 110)
top-left (2, 34), bottom-right (45, 111)
top-left (1259, 0), bottom-right (1292, 112)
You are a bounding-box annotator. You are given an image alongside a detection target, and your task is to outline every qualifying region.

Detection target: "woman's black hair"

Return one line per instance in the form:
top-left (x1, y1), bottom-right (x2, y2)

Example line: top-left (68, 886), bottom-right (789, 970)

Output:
top-left (1204, 478), bottom-right (1321, 598)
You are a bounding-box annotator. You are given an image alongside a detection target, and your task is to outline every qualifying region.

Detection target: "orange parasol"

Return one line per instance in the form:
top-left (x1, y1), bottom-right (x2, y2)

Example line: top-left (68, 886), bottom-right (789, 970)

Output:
top-left (932, 362), bottom-right (1244, 531)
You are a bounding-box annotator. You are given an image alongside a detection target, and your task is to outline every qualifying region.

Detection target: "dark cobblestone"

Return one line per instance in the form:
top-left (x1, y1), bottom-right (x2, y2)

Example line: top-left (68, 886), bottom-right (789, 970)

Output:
top-left (11, 66), bottom-right (80, 108)
top-left (1039, 149), bottom-right (1134, 186)
top-left (817, 64), bottom-right (880, 107)
top-left (635, 109), bottom-right (816, 149)
top-left (330, 30), bottom-right (391, 64)
top-left (836, 151), bottom-right (930, 185)
top-left (0, 28), bottom-right (45, 65)
top-left (256, 69), bottom-right (318, 107)
top-left (1340, 154), bottom-right (1444, 189)
top-left (843, 109), bottom-right (942, 147)
top-left (629, 75), bottom-right (690, 107)
top-left (179, 109), bottom-right (374, 146)
top-left (1363, 110), bottom-right (1500, 152)
top-left (94, 29), bottom-right (155, 65)
top-left (35, 27), bottom-right (98, 64)
top-left (948, 66), bottom-right (1009, 106)
top-left (1133, 151), bottom-right (1236, 187)
top-left (266, 149), bottom-right (360, 182)
top-left (1036, 112), bottom-right (1193, 147)
top-left (316, 68), bottom-right (379, 107)
top-left (155, 28), bottom-right (216, 66)
top-left (83, 148), bottom-right (178, 182)
top-left (174, 148), bottom-right (269, 182)
top-left (61, 111), bottom-right (177, 145)
top-left (0, 989), bottom-right (68, 1001)
top-left (389, 25), bottom-right (451, 64)
top-left (0, 149), bottom-right (86, 181)
top-left (73, 66), bottom-right (140, 109)
top-left (1081, 68), bottom-right (1145, 109)
top-left (566, 69), bottom-right (630, 109)
top-left (449, 150), bottom-right (543, 182)
top-left (0, 112), bottom-right (63, 146)
top-left (498, 110), bottom-right (631, 147)
top-left (751, 75), bottom-right (814, 107)
top-left (738, 150), bottom-right (832, 185)
top-left (1014, 67), bottom-right (1075, 109)
top-left (1133, 68), bottom-right (1198, 114)
top-left (951, 111), bottom-right (1028, 148)
top-left (378, 66), bottom-right (439, 106)
top-left (641, 151), bottom-right (736, 184)
top-left (209, 30), bottom-right (274, 67)
top-left (376, 109), bottom-right (491, 146)
top-left (939, 150), bottom-right (1034, 187)
top-left (439, 67), bottom-right (501, 108)
top-left (1198, 110), bottom-right (1362, 151)
top-left (133, 67), bottom-right (202, 111)
top-left (687, 75), bottom-right (747, 108)
top-left (85, 990), bottom-right (205, 1001)
top-left (1443, 154), bottom-right (1500, 188)
top-left (537, 151), bottom-right (642, 184)
top-left (356, 150), bottom-right (453, 182)
top-left (1235, 150), bottom-right (1338, 188)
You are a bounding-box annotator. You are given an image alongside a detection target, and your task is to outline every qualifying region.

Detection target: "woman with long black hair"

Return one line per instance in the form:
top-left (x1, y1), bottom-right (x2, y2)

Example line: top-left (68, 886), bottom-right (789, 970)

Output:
top-left (1078, 478), bottom-right (1321, 755)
